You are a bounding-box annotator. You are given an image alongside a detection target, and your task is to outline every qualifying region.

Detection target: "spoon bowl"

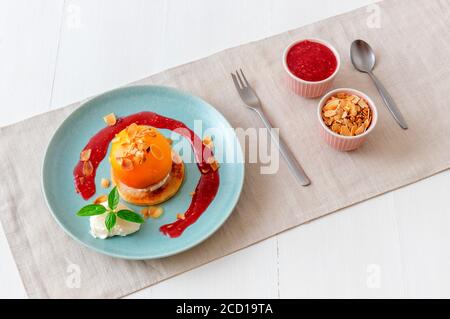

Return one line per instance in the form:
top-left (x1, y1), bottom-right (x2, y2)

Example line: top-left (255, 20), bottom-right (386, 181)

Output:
top-left (350, 39), bottom-right (408, 129)
top-left (351, 39), bottom-right (376, 73)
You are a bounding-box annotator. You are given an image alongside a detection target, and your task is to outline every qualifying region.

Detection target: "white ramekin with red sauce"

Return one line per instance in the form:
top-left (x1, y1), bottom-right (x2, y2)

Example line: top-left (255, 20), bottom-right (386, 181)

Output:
top-left (283, 38), bottom-right (341, 98)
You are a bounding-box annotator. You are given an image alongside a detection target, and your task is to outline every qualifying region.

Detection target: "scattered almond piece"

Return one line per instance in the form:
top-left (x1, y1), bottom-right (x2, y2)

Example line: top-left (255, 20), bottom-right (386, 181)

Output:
top-left (103, 113), bottom-right (117, 126)
top-left (142, 206), bottom-right (164, 219)
top-left (101, 178), bottom-right (110, 188)
top-left (210, 160), bottom-right (219, 171)
top-left (206, 156), bottom-right (220, 171)
top-left (189, 191), bottom-right (196, 197)
top-left (94, 195), bottom-right (108, 205)
top-left (80, 149), bottom-right (91, 162)
top-left (176, 213), bottom-right (186, 220)
top-left (83, 161), bottom-right (94, 176)
top-left (202, 135), bottom-right (214, 148)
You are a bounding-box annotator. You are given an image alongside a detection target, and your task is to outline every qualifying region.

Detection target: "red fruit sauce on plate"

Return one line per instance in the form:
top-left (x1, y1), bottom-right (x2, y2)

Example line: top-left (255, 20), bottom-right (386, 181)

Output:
top-left (73, 111), bottom-right (220, 238)
top-left (286, 40), bottom-right (337, 82)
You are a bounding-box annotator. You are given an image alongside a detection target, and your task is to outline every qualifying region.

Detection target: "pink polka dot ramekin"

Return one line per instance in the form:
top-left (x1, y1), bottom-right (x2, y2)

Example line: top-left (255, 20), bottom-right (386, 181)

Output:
top-left (317, 88), bottom-right (378, 152)
top-left (282, 38), bottom-right (341, 98)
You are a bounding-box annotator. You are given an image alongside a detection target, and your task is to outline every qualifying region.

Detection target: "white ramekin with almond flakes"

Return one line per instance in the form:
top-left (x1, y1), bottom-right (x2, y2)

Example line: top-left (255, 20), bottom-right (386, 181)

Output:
top-left (283, 38), bottom-right (341, 98)
top-left (317, 88), bottom-right (378, 151)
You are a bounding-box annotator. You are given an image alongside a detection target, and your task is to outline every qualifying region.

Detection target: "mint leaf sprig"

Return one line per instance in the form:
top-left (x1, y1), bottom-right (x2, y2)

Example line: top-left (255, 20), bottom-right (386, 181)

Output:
top-left (76, 186), bottom-right (144, 232)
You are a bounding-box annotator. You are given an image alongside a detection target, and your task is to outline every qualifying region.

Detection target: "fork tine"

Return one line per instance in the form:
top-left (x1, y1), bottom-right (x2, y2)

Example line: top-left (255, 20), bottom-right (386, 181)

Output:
top-left (235, 70), bottom-right (245, 88)
top-left (239, 68), bottom-right (249, 87)
top-left (231, 73), bottom-right (241, 90)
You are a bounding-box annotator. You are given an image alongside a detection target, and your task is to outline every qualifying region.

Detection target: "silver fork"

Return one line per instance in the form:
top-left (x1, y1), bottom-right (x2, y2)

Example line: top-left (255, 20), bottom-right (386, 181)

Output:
top-left (231, 69), bottom-right (311, 186)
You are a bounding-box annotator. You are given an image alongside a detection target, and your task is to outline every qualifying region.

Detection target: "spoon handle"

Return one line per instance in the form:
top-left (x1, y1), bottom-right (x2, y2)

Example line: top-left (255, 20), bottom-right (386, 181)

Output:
top-left (368, 72), bottom-right (408, 129)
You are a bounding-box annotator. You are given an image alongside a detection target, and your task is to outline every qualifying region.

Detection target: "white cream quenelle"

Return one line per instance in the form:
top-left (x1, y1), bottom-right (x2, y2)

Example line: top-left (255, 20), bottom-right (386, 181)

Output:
top-left (90, 202), bottom-right (141, 239)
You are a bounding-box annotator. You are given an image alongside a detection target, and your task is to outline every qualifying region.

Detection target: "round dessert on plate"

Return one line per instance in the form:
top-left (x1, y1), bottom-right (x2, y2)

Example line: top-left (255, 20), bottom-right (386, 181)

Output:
top-left (110, 123), bottom-right (184, 205)
top-left (42, 85), bottom-right (245, 260)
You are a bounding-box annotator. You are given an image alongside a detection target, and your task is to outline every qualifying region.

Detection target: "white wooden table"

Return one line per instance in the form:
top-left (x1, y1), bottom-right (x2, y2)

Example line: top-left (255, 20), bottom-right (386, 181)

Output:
top-left (1, 0), bottom-right (449, 299)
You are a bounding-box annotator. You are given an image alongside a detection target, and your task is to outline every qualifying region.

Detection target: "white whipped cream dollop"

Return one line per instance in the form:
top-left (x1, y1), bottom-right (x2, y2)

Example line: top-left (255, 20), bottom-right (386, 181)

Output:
top-left (118, 172), bottom-right (171, 195)
top-left (90, 202), bottom-right (141, 239)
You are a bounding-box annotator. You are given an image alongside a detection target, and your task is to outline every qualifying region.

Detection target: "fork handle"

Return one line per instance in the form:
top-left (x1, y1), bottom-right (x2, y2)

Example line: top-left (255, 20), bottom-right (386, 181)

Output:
top-left (255, 110), bottom-right (311, 186)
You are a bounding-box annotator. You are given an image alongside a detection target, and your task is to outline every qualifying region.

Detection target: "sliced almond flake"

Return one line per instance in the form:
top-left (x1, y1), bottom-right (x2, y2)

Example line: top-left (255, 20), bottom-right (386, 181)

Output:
top-left (351, 96), bottom-right (361, 104)
top-left (127, 123), bottom-right (138, 139)
top-left (140, 127), bottom-right (156, 137)
top-left (128, 148), bottom-right (137, 156)
top-left (103, 113), bottom-right (117, 126)
top-left (111, 135), bottom-right (120, 143)
top-left (358, 99), bottom-right (368, 108)
top-left (331, 123), bottom-right (341, 133)
top-left (324, 99), bottom-right (340, 111)
top-left (340, 125), bottom-right (352, 136)
top-left (94, 195), bottom-right (108, 205)
top-left (121, 158), bottom-right (134, 171)
top-left (325, 118), bottom-right (334, 126)
top-left (142, 206), bottom-right (164, 219)
top-left (80, 149), bottom-right (91, 162)
top-left (149, 207), bottom-right (164, 219)
top-left (137, 142), bottom-right (149, 151)
top-left (189, 191), bottom-right (196, 197)
top-left (83, 161), bottom-right (94, 176)
top-left (355, 125), bottom-right (365, 135)
top-left (202, 135), bottom-right (214, 148)
top-left (135, 150), bottom-right (144, 159)
top-left (115, 148), bottom-right (127, 159)
top-left (207, 156), bottom-right (220, 171)
top-left (176, 213), bottom-right (186, 220)
top-left (210, 160), bottom-right (220, 171)
top-left (101, 178), bottom-right (110, 188)
top-left (324, 110), bottom-right (337, 117)
top-left (140, 207), bottom-right (149, 217)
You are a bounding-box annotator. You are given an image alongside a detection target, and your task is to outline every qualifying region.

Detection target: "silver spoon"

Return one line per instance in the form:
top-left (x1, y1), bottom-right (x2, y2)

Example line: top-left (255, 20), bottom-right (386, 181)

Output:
top-left (351, 39), bottom-right (408, 129)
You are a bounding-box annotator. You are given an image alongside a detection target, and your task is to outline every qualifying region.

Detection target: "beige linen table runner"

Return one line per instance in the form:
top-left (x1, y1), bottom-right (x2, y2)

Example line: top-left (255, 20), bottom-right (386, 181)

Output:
top-left (1, 0), bottom-right (450, 298)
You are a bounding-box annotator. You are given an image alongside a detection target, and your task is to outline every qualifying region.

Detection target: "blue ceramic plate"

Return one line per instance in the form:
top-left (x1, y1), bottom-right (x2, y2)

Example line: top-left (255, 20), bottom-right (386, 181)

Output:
top-left (43, 85), bottom-right (244, 260)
